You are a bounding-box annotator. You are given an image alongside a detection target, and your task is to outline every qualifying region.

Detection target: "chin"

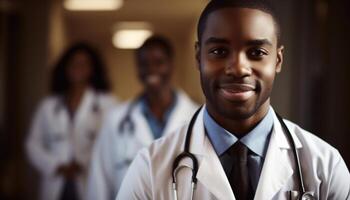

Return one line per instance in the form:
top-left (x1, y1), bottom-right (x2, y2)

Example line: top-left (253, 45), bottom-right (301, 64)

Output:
top-left (221, 105), bottom-right (257, 120)
top-left (208, 95), bottom-right (259, 120)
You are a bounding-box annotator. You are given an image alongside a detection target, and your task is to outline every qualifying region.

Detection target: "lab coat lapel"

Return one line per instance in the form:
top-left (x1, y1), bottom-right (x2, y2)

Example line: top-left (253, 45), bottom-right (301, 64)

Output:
top-left (54, 98), bottom-right (69, 138)
top-left (163, 91), bottom-right (191, 136)
top-left (132, 103), bottom-right (154, 146)
top-left (74, 88), bottom-right (94, 130)
top-left (197, 141), bottom-right (236, 200)
top-left (191, 108), bottom-right (236, 200)
top-left (254, 112), bottom-right (299, 200)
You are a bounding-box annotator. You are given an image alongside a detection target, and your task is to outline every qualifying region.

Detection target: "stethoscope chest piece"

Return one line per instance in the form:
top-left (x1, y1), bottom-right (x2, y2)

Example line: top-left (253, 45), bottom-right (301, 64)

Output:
top-left (301, 192), bottom-right (315, 200)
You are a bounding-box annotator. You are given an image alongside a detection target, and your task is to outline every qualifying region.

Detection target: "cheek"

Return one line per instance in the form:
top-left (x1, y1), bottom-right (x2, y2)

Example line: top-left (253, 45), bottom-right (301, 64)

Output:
top-left (199, 65), bottom-right (217, 94)
top-left (254, 59), bottom-right (278, 81)
top-left (259, 67), bottom-right (277, 93)
top-left (137, 71), bottom-right (146, 84)
top-left (200, 58), bottom-right (223, 78)
top-left (159, 64), bottom-right (171, 74)
top-left (262, 67), bottom-right (276, 79)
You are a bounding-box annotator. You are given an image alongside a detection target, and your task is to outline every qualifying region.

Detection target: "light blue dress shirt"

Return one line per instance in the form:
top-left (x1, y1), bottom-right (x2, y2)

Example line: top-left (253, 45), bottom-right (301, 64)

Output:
top-left (203, 107), bottom-right (274, 193)
top-left (140, 94), bottom-right (177, 139)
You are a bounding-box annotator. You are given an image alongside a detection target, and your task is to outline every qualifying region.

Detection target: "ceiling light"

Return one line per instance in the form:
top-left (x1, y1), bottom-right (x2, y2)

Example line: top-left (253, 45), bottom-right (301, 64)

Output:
top-left (112, 22), bottom-right (153, 49)
top-left (112, 30), bottom-right (153, 49)
top-left (64, 0), bottom-right (123, 11)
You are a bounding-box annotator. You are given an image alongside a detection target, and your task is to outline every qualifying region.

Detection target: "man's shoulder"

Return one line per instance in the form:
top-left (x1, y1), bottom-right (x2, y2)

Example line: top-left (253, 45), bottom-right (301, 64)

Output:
top-left (283, 120), bottom-right (350, 197)
top-left (175, 90), bottom-right (199, 112)
top-left (122, 123), bottom-right (189, 198)
top-left (284, 119), bottom-right (341, 162)
top-left (131, 123), bottom-right (189, 172)
top-left (149, 124), bottom-right (188, 158)
top-left (97, 101), bottom-right (135, 140)
top-left (104, 101), bottom-right (133, 120)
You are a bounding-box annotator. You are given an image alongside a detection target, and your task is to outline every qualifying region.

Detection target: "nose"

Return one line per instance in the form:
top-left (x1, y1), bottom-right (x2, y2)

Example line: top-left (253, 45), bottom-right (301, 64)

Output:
top-left (225, 53), bottom-right (252, 77)
top-left (149, 62), bottom-right (161, 73)
top-left (140, 61), bottom-right (158, 75)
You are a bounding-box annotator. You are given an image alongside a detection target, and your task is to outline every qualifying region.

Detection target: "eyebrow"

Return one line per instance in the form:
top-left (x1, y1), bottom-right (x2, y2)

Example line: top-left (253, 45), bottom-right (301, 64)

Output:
top-left (204, 37), bottom-right (273, 47)
top-left (246, 39), bottom-right (273, 47)
top-left (204, 37), bottom-right (230, 45)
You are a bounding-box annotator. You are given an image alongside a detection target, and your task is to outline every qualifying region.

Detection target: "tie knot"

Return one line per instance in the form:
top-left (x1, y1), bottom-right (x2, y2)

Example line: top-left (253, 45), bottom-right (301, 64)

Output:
top-left (228, 142), bottom-right (248, 161)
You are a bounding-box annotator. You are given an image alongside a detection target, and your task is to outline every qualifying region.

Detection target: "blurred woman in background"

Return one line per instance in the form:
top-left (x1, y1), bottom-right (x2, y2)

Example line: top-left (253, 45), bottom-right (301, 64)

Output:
top-left (26, 43), bottom-right (118, 200)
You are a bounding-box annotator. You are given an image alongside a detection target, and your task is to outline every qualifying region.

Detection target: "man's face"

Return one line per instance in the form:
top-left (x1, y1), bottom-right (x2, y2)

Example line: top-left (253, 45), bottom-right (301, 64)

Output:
top-left (197, 7), bottom-right (283, 120)
top-left (137, 45), bottom-right (173, 93)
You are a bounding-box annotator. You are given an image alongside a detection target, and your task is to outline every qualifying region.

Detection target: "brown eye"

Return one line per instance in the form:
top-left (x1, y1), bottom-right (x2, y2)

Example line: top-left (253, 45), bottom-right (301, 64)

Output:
top-left (209, 48), bottom-right (229, 57)
top-left (247, 48), bottom-right (268, 60)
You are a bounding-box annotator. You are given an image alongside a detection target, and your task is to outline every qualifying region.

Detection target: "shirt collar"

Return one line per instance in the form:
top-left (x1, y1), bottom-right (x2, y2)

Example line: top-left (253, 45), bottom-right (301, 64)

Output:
top-left (204, 107), bottom-right (274, 157)
top-left (139, 93), bottom-right (178, 120)
top-left (139, 92), bottom-right (178, 138)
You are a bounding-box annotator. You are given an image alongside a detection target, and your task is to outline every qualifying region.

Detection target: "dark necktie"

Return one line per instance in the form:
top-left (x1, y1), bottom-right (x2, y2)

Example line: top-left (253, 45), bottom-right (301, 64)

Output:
top-left (228, 142), bottom-right (253, 200)
top-left (60, 178), bottom-right (79, 200)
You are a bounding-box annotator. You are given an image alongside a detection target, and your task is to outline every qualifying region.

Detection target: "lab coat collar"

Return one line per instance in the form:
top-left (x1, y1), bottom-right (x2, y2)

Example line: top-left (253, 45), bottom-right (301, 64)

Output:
top-left (189, 106), bottom-right (235, 199)
top-left (253, 109), bottom-right (300, 199)
top-left (163, 90), bottom-right (195, 136)
top-left (128, 90), bottom-right (194, 146)
top-left (130, 102), bottom-right (155, 146)
top-left (55, 87), bottom-right (97, 124)
top-left (188, 106), bottom-right (206, 156)
top-left (271, 108), bottom-right (302, 149)
top-left (188, 106), bottom-right (303, 200)
top-left (73, 88), bottom-right (97, 126)
top-left (189, 106), bottom-right (303, 154)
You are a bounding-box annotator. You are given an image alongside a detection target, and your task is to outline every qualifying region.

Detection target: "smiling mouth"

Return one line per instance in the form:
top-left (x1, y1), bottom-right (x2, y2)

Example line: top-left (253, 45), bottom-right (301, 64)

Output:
top-left (219, 83), bottom-right (256, 101)
top-left (146, 74), bottom-right (161, 85)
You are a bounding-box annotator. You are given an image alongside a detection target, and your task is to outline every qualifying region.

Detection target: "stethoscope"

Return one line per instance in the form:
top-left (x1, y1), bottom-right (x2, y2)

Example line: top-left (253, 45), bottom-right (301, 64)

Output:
top-left (172, 107), bottom-right (315, 200)
top-left (114, 97), bottom-right (143, 169)
top-left (117, 99), bottom-right (140, 135)
top-left (118, 91), bottom-right (177, 135)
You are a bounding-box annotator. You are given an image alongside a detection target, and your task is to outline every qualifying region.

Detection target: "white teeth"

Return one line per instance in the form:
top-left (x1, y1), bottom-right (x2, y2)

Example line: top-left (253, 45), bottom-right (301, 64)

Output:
top-left (146, 75), bottom-right (160, 84)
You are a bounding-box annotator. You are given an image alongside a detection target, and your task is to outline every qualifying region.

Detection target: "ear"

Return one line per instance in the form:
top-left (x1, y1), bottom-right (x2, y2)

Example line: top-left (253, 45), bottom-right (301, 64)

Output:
top-left (275, 45), bottom-right (284, 73)
top-left (195, 41), bottom-right (201, 70)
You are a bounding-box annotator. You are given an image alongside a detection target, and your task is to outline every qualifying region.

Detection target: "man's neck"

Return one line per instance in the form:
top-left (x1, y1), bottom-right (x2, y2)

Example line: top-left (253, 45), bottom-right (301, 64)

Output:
top-left (207, 101), bottom-right (270, 138)
top-left (144, 87), bottom-right (174, 121)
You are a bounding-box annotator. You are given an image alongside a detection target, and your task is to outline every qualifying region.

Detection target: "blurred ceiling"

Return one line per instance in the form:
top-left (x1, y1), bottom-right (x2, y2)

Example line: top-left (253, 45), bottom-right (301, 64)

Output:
top-left (63, 0), bottom-right (208, 44)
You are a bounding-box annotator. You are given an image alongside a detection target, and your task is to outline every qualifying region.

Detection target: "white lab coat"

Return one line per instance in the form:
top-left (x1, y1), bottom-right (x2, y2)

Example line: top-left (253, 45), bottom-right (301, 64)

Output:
top-left (26, 88), bottom-right (118, 200)
top-left (86, 90), bottom-right (199, 200)
top-left (117, 106), bottom-right (350, 200)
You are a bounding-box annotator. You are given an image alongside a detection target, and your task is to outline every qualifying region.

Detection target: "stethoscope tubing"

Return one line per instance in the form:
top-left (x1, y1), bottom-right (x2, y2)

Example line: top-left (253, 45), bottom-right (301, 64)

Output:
top-left (117, 95), bottom-right (144, 134)
top-left (172, 106), bottom-right (313, 200)
top-left (275, 113), bottom-right (306, 195)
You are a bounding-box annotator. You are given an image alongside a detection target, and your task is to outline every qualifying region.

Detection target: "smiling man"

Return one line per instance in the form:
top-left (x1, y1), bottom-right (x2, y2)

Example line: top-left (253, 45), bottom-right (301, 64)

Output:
top-left (116, 1), bottom-right (350, 199)
top-left (86, 36), bottom-right (198, 200)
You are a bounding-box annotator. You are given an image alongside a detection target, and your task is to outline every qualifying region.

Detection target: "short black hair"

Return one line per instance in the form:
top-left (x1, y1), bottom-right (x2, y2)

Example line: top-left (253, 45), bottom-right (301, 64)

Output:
top-left (50, 42), bottom-right (110, 94)
top-left (136, 35), bottom-right (174, 62)
top-left (197, 0), bottom-right (281, 46)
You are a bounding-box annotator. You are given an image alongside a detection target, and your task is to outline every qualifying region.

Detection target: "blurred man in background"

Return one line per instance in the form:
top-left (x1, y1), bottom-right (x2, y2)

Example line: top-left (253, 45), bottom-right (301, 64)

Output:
top-left (86, 36), bottom-right (198, 200)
